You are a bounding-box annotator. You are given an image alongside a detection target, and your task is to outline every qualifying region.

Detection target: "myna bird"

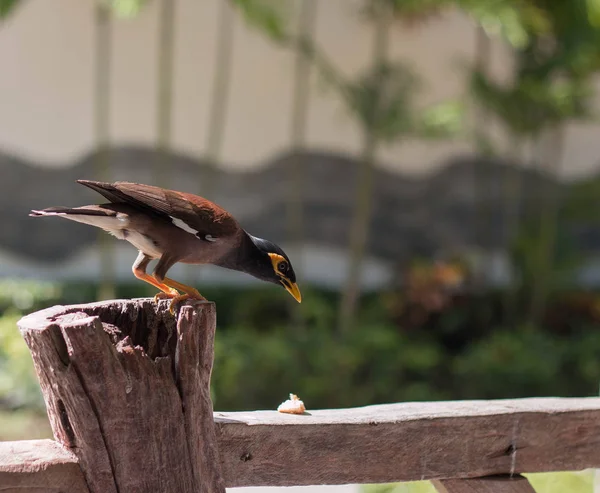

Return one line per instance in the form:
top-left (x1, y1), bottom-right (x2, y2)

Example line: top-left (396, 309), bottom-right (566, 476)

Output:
top-left (30, 180), bottom-right (301, 310)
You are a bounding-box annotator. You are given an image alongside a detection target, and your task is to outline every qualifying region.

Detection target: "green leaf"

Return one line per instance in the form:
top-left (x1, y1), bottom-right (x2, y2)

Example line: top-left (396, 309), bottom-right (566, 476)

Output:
top-left (0, 0), bottom-right (20, 19)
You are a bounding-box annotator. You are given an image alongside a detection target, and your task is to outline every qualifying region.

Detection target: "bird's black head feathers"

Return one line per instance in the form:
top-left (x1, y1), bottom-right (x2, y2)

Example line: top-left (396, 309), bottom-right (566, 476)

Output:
top-left (221, 233), bottom-right (301, 302)
top-left (248, 235), bottom-right (295, 281)
top-left (247, 235), bottom-right (297, 284)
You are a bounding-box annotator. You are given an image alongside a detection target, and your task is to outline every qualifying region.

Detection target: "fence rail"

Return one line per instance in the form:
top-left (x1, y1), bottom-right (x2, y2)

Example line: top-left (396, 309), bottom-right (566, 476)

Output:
top-left (2, 299), bottom-right (599, 492)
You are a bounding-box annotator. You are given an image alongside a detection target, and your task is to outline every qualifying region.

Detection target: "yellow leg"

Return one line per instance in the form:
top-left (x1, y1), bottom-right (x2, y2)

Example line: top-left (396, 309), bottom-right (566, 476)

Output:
top-left (133, 269), bottom-right (180, 302)
top-left (162, 277), bottom-right (206, 299)
top-left (159, 277), bottom-right (206, 313)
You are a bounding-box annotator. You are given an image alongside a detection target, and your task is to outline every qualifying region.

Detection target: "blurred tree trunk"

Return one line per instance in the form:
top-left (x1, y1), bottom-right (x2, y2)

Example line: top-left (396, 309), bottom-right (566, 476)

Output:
top-left (95, 2), bottom-right (115, 300)
top-left (472, 25), bottom-right (491, 269)
top-left (201, 0), bottom-right (235, 199)
top-left (155, 0), bottom-right (176, 188)
top-left (287, 0), bottom-right (316, 279)
top-left (338, 0), bottom-right (390, 333)
top-left (527, 125), bottom-right (564, 327)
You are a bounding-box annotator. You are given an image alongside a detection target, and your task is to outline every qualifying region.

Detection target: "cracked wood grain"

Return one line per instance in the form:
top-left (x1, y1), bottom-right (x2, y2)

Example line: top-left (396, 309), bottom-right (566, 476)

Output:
top-left (17, 299), bottom-right (225, 493)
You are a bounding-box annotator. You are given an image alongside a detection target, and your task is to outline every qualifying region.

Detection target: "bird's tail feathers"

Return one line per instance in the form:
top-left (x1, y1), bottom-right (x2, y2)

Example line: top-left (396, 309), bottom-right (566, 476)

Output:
top-left (29, 205), bottom-right (122, 231)
top-left (29, 206), bottom-right (114, 217)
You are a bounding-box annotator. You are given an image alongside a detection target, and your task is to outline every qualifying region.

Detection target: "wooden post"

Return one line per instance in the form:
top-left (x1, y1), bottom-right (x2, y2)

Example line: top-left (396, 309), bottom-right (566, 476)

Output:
top-left (18, 299), bottom-right (226, 493)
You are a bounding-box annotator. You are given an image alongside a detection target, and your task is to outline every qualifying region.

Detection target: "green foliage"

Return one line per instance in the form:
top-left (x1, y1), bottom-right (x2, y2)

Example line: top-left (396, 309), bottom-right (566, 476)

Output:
top-left (362, 481), bottom-right (437, 493)
top-left (526, 470), bottom-right (594, 493)
top-left (470, 71), bottom-right (594, 136)
top-left (3, 281), bottom-right (600, 414)
top-left (213, 319), bottom-right (447, 410)
top-left (362, 471), bottom-right (595, 493)
top-left (337, 61), bottom-right (463, 142)
top-left (231, 0), bottom-right (289, 42)
top-left (588, 0), bottom-right (600, 27)
top-left (0, 280), bottom-right (63, 314)
top-left (0, 311), bottom-right (44, 409)
top-left (0, 0), bottom-right (20, 19)
top-left (417, 100), bottom-right (464, 139)
top-left (100, 0), bottom-right (149, 18)
top-left (345, 61), bottom-right (421, 140)
top-left (460, 0), bottom-right (550, 48)
top-left (453, 328), bottom-right (566, 398)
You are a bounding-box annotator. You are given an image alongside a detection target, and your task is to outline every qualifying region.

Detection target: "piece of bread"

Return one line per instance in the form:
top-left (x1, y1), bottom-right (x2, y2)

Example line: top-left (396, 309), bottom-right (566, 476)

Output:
top-left (277, 393), bottom-right (306, 414)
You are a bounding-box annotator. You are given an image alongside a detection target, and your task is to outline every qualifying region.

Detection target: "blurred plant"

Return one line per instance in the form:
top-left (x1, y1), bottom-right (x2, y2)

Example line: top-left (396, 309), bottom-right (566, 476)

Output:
top-left (362, 471), bottom-right (594, 493)
top-left (231, 0), bottom-right (290, 42)
top-left (385, 259), bottom-right (467, 330)
top-left (100, 0), bottom-right (149, 18)
top-left (213, 320), bottom-right (447, 411)
top-left (0, 0), bottom-right (20, 19)
top-left (0, 311), bottom-right (44, 410)
top-left (465, 0), bottom-right (600, 328)
top-left (362, 481), bottom-right (437, 493)
top-left (453, 327), bottom-right (567, 399)
top-left (526, 470), bottom-right (594, 493)
top-left (326, 1), bottom-right (463, 333)
top-left (0, 280), bottom-right (62, 314)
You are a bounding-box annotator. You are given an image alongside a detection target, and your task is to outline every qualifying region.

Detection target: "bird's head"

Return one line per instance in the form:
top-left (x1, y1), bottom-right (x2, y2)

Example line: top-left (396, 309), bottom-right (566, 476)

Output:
top-left (248, 235), bottom-right (302, 303)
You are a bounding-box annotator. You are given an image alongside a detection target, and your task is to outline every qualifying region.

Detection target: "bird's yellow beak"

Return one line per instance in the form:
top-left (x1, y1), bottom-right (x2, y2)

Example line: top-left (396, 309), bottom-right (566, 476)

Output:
top-left (281, 278), bottom-right (302, 303)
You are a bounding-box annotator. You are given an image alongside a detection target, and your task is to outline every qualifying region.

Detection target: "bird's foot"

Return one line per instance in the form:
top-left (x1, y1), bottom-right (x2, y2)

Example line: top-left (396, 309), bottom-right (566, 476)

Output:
top-left (166, 291), bottom-right (207, 314)
top-left (153, 288), bottom-right (180, 303)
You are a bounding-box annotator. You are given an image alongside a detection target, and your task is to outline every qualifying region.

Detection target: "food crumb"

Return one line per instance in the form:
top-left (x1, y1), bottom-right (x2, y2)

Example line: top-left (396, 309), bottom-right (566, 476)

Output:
top-left (277, 393), bottom-right (306, 414)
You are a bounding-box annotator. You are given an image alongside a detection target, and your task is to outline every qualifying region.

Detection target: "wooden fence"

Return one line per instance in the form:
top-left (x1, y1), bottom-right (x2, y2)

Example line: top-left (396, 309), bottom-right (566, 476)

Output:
top-left (2, 299), bottom-right (600, 492)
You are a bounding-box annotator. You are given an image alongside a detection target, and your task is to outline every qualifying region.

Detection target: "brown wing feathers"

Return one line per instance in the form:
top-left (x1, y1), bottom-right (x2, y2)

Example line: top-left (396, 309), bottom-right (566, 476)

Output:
top-left (77, 180), bottom-right (239, 238)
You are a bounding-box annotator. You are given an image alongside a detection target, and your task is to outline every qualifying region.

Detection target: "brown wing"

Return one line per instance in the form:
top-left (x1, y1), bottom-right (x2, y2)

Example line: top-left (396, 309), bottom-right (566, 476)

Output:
top-left (77, 180), bottom-right (240, 239)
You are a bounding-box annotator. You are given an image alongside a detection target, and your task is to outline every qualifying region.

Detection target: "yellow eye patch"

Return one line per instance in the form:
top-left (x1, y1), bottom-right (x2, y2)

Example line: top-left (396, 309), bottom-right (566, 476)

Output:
top-left (268, 253), bottom-right (288, 277)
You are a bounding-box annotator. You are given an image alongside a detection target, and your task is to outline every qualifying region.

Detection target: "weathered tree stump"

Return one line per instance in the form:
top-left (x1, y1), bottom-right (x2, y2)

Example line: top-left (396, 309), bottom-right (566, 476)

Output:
top-left (18, 299), bottom-right (226, 493)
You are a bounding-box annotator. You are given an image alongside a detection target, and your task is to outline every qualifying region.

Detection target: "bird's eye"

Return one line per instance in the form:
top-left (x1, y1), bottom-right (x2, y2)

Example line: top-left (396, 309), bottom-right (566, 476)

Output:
top-left (278, 261), bottom-right (287, 273)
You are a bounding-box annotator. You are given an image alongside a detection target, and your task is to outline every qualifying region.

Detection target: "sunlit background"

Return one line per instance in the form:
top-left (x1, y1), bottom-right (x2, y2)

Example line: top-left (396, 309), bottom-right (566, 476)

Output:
top-left (2, 0), bottom-right (600, 491)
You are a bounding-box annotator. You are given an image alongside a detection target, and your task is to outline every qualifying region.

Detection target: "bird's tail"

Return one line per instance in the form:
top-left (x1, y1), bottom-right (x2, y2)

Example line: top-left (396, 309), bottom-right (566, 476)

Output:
top-left (29, 206), bottom-right (113, 218)
top-left (29, 205), bottom-right (121, 231)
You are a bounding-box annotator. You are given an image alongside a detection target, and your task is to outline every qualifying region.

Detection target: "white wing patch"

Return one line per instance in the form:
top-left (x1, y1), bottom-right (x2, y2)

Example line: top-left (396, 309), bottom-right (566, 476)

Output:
top-left (170, 216), bottom-right (218, 242)
top-left (170, 216), bottom-right (199, 235)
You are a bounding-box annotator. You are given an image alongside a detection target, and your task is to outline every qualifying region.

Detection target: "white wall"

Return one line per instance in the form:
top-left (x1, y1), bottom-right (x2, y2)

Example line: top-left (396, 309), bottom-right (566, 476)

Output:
top-left (1, 0), bottom-right (598, 178)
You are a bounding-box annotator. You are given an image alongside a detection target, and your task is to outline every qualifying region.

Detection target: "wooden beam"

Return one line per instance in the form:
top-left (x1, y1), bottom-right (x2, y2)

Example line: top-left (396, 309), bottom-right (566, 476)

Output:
top-left (18, 299), bottom-right (226, 493)
top-left (4, 397), bottom-right (600, 489)
top-left (214, 397), bottom-right (600, 487)
top-left (0, 439), bottom-right (89, 493)
top-left (434, 475), bottom-right (536, 493)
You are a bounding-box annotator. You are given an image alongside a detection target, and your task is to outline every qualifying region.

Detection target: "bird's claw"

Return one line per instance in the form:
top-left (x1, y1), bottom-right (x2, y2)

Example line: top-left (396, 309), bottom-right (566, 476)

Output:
top-left (167, 292), bottom-right (207, 314)
top-left (153, 289), bottom-right (180, 303)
